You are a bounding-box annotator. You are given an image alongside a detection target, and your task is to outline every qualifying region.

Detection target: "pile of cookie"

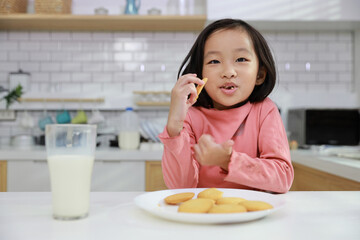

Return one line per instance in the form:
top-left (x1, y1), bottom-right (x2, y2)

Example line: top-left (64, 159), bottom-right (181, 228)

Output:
top-left (164, 188), bottom-right (273, 214)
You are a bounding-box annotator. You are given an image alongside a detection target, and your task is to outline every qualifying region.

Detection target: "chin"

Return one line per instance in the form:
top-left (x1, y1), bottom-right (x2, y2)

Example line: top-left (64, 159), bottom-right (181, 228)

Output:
top-left (213, 99), bottom-right (248, 110)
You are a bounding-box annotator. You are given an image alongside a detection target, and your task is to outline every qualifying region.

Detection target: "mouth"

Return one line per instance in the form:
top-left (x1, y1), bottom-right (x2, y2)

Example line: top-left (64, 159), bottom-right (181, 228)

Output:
top-left (220, 83), bottom-right (238, 90)
top-left (219, 82), bottom-right (238, 95)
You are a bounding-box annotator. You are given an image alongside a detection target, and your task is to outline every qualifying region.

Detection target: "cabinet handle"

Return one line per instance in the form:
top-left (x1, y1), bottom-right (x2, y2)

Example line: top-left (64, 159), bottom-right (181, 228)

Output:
top-left (32, 160), bottom-right (47, 164)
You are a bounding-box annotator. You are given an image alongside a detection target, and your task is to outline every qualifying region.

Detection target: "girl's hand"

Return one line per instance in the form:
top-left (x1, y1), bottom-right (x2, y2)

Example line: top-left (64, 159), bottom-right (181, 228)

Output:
top-left (166, 74), bottom-right (205, 137)
top-left (193, 134), bottom-right (234, 171)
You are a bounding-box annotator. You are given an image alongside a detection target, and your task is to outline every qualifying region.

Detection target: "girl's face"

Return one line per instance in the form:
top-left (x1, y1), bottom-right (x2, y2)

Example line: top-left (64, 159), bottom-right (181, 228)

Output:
top-left (202, 28), bottom-right (266, 110)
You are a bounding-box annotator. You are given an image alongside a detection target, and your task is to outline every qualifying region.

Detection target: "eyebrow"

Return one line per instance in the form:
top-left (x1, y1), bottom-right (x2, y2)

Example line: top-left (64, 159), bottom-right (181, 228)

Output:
top-left (204, 48), bottom-right (253, 58)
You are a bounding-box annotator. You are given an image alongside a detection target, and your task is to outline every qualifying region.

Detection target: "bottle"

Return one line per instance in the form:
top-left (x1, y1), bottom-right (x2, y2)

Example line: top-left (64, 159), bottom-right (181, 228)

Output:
top-left (118, 107), bottom-right (140, 150)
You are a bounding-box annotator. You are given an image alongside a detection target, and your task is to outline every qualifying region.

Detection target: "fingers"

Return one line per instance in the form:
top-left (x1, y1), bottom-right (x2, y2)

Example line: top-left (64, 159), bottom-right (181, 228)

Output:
top-left (192, 144), bottom-right (202, 163)
top-left (221, 140), bottom-right (234, 155)
top-left (198, 134), bottom-right (214, 150)
top-left (173, 74), bottom-right (206, 104)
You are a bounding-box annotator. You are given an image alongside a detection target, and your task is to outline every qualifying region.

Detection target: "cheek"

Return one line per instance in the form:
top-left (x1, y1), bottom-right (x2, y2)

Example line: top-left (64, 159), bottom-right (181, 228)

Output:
top-left (204, 82), bottom-right (217, 96)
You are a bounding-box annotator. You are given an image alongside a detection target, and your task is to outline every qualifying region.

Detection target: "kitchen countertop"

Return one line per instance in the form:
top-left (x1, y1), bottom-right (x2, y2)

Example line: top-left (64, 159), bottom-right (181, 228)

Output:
top-left (0, 146), bottom-right (163, 161)
top-left (1, 147), bottom-right (359, 182)
top-left (0, 191), bottom-right (359, 240)
top-left (291, 149), bottom-right (360, 182)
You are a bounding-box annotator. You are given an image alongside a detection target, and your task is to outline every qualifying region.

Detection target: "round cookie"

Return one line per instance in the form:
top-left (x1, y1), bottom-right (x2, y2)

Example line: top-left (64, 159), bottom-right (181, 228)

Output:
top-left (197, 188), bottom-right (223, 201)
top-left (208, 204), bottom-right (247, 214)
top-left (164, 192), bottom-right (195, 205)
top-left (216, 197), bottom-right (246, 205)
top-left (240, 200), bottom-right (273, 211)
top-left (178, 198), bottom-right (214, 213)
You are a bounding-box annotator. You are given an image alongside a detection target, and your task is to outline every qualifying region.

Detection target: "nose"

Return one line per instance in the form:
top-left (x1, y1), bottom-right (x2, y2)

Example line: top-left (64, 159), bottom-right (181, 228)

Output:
top-left (221, 63), bottom-right (237, 79)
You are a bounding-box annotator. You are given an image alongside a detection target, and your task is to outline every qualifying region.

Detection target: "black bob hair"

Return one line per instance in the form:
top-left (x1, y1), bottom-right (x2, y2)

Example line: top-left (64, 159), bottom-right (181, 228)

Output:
top-left (177, 18), bottom-right (276, 108)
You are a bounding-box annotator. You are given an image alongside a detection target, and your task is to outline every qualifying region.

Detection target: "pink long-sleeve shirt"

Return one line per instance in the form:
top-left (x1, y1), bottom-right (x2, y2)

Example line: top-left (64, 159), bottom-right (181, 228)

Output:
top-left (159, 98), bottom-right (294, 193)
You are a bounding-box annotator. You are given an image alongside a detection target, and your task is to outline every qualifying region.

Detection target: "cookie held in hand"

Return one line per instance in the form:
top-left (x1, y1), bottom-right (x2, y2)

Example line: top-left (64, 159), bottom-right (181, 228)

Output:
top-left (195, 78), bottom-right (208, 100)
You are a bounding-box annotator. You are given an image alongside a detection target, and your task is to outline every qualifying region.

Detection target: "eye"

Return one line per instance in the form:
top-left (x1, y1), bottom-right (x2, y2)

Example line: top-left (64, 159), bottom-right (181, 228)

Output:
top-left (208, 59), bottom-right (220, 64)
top-left (236, 58), bottom-right (247, 62)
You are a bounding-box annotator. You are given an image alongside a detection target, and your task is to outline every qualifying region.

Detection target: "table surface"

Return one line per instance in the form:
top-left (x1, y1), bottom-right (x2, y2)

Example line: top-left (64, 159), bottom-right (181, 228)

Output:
top-left (0, 191), bottom-right (359, 240)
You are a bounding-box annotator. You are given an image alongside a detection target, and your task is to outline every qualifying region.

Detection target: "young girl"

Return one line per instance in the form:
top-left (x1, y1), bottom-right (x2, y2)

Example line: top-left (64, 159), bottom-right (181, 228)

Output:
top-left (159, 19), bottom-right (294, 193)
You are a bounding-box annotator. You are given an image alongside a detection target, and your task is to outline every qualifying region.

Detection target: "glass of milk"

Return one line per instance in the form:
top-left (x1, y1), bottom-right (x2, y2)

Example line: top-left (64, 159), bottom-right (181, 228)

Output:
top-left (45, 124), bottom-right (97, 220)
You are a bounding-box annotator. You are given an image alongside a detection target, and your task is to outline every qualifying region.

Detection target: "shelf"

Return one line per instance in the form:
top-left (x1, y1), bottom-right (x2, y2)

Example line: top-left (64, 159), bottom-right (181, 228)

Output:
top-left (246, 20), bottom-right (360, 31)
top-left (18, 97), bottom-right (104, 103)
top-left (0, 14), bottom-right (207, 31)
top-left (135, 102), bottom-right (170, 106)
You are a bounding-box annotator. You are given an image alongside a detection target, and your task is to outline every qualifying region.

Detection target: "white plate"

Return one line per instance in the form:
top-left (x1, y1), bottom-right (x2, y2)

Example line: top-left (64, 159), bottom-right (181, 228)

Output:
top-left (134, 188), bottom-right (285, 224)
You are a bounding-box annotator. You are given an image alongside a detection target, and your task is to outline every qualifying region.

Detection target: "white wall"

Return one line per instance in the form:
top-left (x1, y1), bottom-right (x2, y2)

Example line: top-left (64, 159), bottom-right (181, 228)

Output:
top-left (0, 0), bottom-right (358, 138)
top-left (0, 29), bottom-right (355, 134)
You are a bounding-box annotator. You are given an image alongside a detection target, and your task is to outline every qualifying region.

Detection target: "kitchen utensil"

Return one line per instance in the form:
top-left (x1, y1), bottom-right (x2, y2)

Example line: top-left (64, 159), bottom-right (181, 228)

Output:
top-left (71, 110), bottom-right (87, 124)
top-left (20, 110), bottom-right (35, 129)
top-left (38, 99), bottom-right (54, 131)
top-left (166, 0), bottom-right (189, 15)
top-left (56, 110), bottom-right (71, 124)
top-left (38, 115), bottom-right (54, 131)
top-left (94, 7), bottom-right (108, 15)
top-left (9, 69), bottom-right (30, 93)
top-left (45, 124), bottom-right (97, 220)
top-left (88, 110), bottom-right (105, 124)
top-left (11, 134), bottom-right (35, 148)
top-left (124, 0), bottom-right (140, 15)
top-left (147, 8), bottom-right (161, 15)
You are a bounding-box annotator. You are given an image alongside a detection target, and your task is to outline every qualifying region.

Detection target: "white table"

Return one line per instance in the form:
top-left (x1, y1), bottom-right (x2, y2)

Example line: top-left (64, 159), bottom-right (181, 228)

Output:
top-left (0, 191), bottom-right (359, 240)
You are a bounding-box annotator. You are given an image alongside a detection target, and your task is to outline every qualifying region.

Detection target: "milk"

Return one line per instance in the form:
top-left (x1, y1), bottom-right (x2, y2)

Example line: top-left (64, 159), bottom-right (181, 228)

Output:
top-left (47, 154), bottom-right (94, 219)
top-left (118, 107), bottom-right (140, 150)
top-left (118, 131), bottom-right (140, 149)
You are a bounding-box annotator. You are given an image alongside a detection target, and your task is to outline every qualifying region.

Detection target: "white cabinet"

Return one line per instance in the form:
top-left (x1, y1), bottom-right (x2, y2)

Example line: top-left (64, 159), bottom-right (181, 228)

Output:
top-left (7, 160), bottom-right (145, 192)
top-left (91, 161), bottom-right (145, 192)
top-left (207, 0), bottom-right (360, 21)
top-left (8, 160), bottom-right (51, 192)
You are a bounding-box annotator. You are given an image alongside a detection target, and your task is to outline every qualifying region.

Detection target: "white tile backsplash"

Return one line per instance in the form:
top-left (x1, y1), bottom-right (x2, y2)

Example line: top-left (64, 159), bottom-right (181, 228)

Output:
top-left (20, 42), bottom-right (40, 51)
top-left (19, 62), bottom-right (39, 72)
top-left (9, 52), bottom-right (28, 61)
top-left (72, 72), bottom-right (92, 82)
top-left (0, 42), bottom-right (18, 51)
top-left (0, 29), bottom-right (357, 135)
top-left (8, 32), bottom-right (29, 40)
top-left (0, 52), bottom-right (7, 61)
top-left (0, 62), bottom-right (18, 71)
top-left (30, 32), bottom-right (51, 41)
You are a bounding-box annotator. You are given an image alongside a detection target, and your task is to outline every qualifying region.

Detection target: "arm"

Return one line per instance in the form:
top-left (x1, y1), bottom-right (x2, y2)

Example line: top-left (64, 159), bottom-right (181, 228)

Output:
top-left (159, 123), bottom-right (200, 189)
top-left (160, 73), bottom-right (205, 188)
top-left (225, 107), bottom-right (294, 193)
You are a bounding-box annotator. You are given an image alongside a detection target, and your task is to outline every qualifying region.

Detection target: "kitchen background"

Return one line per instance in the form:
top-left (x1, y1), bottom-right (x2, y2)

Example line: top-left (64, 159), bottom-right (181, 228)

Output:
top-left (0, 0), bottom-right (359, 147)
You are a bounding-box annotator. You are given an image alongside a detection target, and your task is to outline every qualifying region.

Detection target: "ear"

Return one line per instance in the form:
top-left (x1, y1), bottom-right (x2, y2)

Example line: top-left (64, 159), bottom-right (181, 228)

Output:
top-left (255, 67), bottom-right (267, 86)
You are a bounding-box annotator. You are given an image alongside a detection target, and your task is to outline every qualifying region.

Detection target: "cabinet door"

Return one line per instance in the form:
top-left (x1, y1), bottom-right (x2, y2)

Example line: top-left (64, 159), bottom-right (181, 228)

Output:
top-left (145, 161), bottom-right (167, 191)
top-left (92, 161), bottom-right (145, 191)
top-left (0, 161), bottom-right (8, 192)
top-left (7, 160), bottom-right (145, 192)
top-left (290, 162), bottom-right (360, 191)
top-left (207, 0), bottom-right (360, 21)
top-left (7, 160), bottom-right (51, 192)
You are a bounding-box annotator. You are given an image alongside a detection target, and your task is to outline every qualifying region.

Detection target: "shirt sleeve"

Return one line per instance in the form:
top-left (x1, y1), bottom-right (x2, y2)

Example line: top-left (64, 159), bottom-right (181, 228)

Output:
top-left (159, 119), bottom-right (200, 189)
top-left (224, 105), bottom-right (294, 193)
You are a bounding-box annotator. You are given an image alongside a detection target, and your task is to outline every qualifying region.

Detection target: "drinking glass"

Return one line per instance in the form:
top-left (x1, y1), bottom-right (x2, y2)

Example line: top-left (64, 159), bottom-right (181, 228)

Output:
top-left (45, 124), bottom-right (97, 220)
